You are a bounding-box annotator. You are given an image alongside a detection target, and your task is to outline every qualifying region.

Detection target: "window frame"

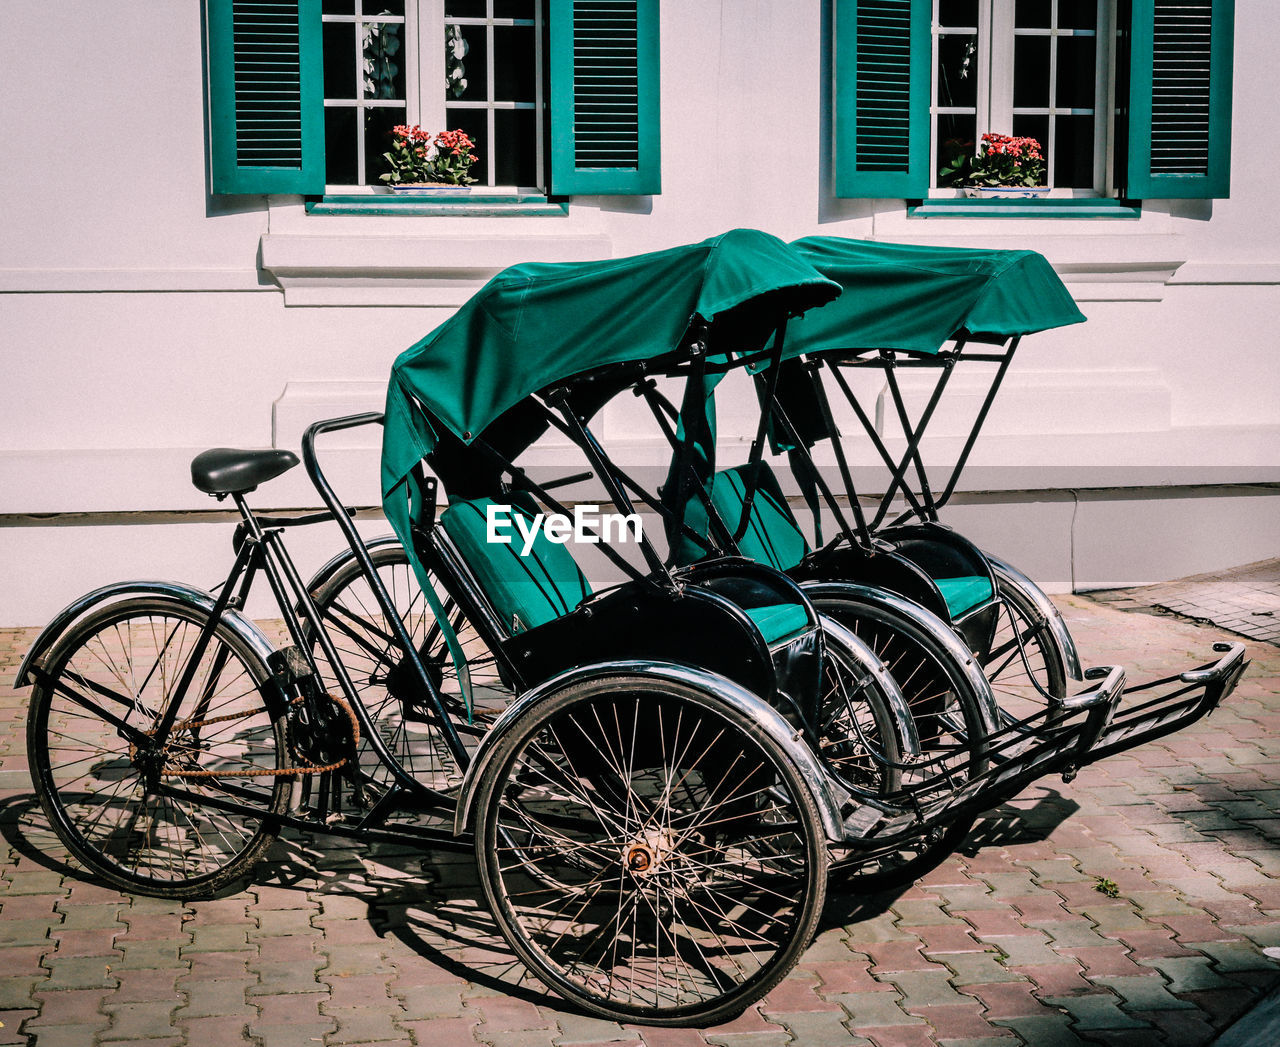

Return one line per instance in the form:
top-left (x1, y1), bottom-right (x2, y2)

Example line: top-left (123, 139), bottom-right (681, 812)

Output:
top-left (929, 0), bottom-right (1118, 196)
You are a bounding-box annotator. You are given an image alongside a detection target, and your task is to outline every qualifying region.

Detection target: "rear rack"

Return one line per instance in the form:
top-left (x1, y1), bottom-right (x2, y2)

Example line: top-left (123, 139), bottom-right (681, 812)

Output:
top-left (838, 642), bottom-right (1247, 854)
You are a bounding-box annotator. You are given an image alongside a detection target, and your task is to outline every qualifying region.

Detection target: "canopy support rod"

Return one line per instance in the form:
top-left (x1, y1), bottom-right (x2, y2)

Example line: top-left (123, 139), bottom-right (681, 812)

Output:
top-left (882, 344), bottom-right (963, 524)
top-left (935, 337), bottom-right (1020, 512)
top-left (736, 318), bottom-right (789, 543)
top-left (755, 380), bottom-right (861, 552)
top-left (546, 390), bottom-right (672, 581)
top-left (805, 358), bottom-right (872, 545)
top-left (825, 360), bottom-right (931, 527)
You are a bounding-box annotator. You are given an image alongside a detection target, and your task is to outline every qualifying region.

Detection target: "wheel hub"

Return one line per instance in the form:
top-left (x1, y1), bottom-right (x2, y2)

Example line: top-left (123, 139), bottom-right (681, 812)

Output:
top-left (623, 829), bottom-right (675, 879)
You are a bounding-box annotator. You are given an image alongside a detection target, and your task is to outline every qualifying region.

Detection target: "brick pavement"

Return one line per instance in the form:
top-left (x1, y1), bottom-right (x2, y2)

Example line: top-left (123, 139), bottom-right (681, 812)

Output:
top-left (2, 596), bottom-right (1279, 1046)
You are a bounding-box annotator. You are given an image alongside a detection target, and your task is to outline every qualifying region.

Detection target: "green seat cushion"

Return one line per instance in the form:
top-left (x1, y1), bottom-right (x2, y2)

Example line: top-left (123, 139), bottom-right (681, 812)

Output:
top-left (935, 575), bottom-right (994, 617)
top-left (709, 464), bottom-right (811, 572)
top-left (744, 603), bottom-right (812, 647)
top-left (439, 495), bottom-right (591, 636)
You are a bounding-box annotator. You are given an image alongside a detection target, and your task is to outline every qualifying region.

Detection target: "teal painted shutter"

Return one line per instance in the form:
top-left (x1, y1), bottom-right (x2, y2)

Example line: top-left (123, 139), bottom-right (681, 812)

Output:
top-left (1127, 0), bottom-right (1233, 199)
top-left (206, 0), bottom-right (324, 195)
top-left (549, 0), bottom-right (660, 195)
top-left (833, 0), bottom-right (931, 198)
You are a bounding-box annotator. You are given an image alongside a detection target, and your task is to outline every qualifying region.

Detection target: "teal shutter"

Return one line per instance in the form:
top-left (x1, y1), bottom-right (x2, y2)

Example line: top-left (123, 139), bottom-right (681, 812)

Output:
top-left (206, 0), bottom-right (325, 195)
top-left (549, 0), bottom-right (660, 195)
top-left (1127, 0), bottom-right (1233, 199)
top-left (833, 0), bottom-right (931, 198)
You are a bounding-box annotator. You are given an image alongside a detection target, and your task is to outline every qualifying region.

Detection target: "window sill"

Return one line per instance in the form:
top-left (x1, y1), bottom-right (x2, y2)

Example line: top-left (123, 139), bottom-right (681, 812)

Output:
top-left (908, 197), bottom-right (1142, 219)
top-left (305, 193), bottom-right (567, 217)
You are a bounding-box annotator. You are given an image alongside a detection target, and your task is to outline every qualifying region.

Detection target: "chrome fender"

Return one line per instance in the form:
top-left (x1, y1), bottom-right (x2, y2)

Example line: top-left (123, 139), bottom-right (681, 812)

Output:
top-left (985, 556), bottom-right (1084, 682)
top-left (800, 580), bottom-right (1002, 736)
top-left (453, 659), bottom-right (850, 843)
top-left (15, 581), bottom-right (278, 688)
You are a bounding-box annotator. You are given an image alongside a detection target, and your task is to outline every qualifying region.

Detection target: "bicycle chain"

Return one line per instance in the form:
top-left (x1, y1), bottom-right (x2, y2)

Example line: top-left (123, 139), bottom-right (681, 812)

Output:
top-left (157, 694), bottom-right (360, 779)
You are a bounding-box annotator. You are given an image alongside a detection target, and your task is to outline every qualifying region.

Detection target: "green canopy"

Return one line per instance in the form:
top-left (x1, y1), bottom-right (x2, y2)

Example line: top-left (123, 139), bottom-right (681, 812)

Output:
top-left (782, 237), bottom-right (1085, 358)
top-left (379, 229), bottom-right (841, 704)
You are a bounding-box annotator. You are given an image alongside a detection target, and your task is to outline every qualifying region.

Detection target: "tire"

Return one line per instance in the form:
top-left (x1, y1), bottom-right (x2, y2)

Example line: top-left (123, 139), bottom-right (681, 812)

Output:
top-left (472, 673), bottom-right (829, 1026)
top-left (809, 593), bottom-right (989, 890)
top-left (307, 543), bottom-right (512, 793)
top-left (815, 621), bottom-right (904, 799)
top-left (981, 571), bottom-right (1069, 723)
top-left (27, 597), bottom-right (289, 898)
top-left (810, 593), bottom-right (992, 797)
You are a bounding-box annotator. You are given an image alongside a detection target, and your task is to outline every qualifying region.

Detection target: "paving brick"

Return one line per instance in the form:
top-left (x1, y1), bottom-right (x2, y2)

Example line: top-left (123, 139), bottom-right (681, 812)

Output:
top-left (766, 1010), bottom-right (871, 1046)
top-left (1091, 975), bottom-right (1198, 1012)
top-left (0, 1009), bottom-right (37, 1045)
top-left (828, 992), bottom-right (922, 1029)
top-left (27, 988), bottom-right (111, 1028)
top-left (959, 981), bottom-right (1043, 1019)
top-left (326, 1004), bottom-right (407, 1042)
top-left (863, 941), bottom-right (945, 975)
top-left (1042, 993), bottom-right (1149, 1030)
top-left (882, 971), bottom-right (970, 1011)
top-left (100, 999), bottom-right (182, 1041)
top-left (39, 956), bottom-right (118, 992)
top-left (939, 952), bottom-right (1026, 987)
top-left (0, 980), bottom-right (41, 1012)
top-left (990, 1014), bottom-right (1087, 1046)
top-left (910, 1003), bottom-right (1000, 1040)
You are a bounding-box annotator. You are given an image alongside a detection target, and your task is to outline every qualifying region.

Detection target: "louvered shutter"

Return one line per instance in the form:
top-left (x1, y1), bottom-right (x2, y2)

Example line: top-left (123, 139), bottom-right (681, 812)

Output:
top-left (833, 0), bottom-right (931, 198)
top-left (549, 0), bottom-right (660, 195)
top-left (1127, 0), bottom-right (1233, 199)
top-left (206, 0), bottom-right (324, 195)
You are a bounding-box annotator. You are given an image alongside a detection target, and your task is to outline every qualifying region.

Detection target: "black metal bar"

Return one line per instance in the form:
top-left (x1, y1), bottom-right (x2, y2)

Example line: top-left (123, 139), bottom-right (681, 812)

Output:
top-left (734, 319), bottom-right (789, 542)
top-left (806, 358), bottom-right (872, 544)
top-left (826, 360), bottom-right (930, 528)
top-left (547, 390), bottom-right (671, 579)
top-left (302, 413), bottom-right (472, 776)
top-left (935, 337), bottom-right (1020, 512)
top-left (150, 536), bottom-right (259, 747)
top-left (883, 346), bottom-right (962, 523)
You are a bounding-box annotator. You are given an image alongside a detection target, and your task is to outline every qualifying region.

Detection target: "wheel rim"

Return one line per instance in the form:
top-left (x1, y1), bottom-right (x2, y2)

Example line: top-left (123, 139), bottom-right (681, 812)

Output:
top-left (981, 590), bottom-right (1066, 721)
top-left (33, 606), bottom-right (283, 887)
top-left (483, 688), bottom-right (822, 1019)
top-left (311, 548), bottom-right (511, 791)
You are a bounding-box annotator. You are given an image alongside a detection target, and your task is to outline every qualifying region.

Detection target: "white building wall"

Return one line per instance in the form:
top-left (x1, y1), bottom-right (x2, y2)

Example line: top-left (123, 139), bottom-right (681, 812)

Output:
top-left (1, 1), bottom-right (1278, 624)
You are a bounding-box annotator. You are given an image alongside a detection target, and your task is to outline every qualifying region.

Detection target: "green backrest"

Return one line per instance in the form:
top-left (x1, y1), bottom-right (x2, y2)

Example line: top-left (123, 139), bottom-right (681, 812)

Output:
top-left (439, 494), bottom-right (592, 636)
top-left (934, 575), bottom-right (994, 618)
top-left (709, 463), bottom-right (811, 573)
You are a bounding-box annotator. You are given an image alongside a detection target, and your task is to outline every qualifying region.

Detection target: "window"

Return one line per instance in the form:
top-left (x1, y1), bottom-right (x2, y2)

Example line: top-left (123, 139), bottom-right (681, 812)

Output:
top-left (832, 0), bottom-right (1234, 201)
top-left (933, 0), bottom-right (1114, 193)
top-left (319, 1), bottom-right (544, 190)
top-left (206, 0), bottom-right (660, 198)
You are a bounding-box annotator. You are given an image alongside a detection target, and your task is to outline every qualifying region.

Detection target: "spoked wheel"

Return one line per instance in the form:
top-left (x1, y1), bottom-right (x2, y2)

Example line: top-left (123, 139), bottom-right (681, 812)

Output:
top-left (307, 542), bottom-right (513, 793)
top-left (980, 570), bottom-right (1069, 723)
top-left (26, 598), bottom-right (289, 898)
top-left (809, 593), bottom-right (992, 889)
top-left (473, 674), bottom-right (829, 1026)
top-left (815, 620), bottom-right (904, 798)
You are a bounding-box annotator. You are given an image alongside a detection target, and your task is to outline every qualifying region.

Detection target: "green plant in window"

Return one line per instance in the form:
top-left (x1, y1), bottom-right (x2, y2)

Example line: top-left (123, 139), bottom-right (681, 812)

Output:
top-left (940, 133), bottom-right (1046, 189)
top-left (446, 24), bottom-right (468, 98)
top-left (362, 23), bottom-right (402, 101)
top-left (381, 125), bottom-right (478, 186)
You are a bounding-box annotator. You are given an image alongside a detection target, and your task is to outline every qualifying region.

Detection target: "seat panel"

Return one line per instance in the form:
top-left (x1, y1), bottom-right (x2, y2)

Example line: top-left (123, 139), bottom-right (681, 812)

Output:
top-left (440, 495), bottom-right (592, 636)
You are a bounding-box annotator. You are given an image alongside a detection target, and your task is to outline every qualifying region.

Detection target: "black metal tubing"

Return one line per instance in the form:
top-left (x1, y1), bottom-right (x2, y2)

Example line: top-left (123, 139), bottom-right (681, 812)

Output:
top-left (935, 338), bottom-right (1019, 512)
top-left (301, 412), bottom-right (472, 780)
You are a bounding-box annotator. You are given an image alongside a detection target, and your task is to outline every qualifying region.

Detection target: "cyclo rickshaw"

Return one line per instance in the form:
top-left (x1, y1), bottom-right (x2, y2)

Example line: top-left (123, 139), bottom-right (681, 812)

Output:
top-left (18, 230), bottom-right (1246, 1026)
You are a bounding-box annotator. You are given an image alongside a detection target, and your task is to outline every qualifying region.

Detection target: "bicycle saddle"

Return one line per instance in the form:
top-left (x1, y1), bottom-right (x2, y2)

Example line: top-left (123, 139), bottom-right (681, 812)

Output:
top-left (190, 447), bottom-right (299, 495)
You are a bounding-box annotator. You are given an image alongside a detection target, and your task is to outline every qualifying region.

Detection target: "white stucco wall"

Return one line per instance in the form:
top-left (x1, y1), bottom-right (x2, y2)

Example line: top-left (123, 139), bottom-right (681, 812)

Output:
top-left (1, 1), bottom-right (1278, 624)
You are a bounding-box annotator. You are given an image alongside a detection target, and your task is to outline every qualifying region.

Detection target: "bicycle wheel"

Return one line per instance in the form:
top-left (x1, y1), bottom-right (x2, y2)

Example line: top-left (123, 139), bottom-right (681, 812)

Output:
top-left (809, 591), bottom-right (989, 889)
top-left (981, 569), bottom-right (1068, 721)
top-left (810, 591), bottom-right (992, 795)
top-left (815, 619), bottom-right (904, 799)
top-left (473, 673), bottom-right (829, 1026)
top-left (308, 542), bottom-right (512, 792)
top-left (27, 597), bottom-right (289, 898)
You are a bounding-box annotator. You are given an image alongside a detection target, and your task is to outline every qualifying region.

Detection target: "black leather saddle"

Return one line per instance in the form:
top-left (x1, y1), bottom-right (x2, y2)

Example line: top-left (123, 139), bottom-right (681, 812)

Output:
top-left (190, 447), bottom-right (299, 495)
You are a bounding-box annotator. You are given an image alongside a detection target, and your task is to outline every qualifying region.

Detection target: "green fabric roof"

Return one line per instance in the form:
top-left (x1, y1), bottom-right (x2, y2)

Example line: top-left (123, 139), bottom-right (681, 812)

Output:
top-left (782, 237), bottom-right (1085, 358)
top-left (381, 228), bottom-right (839, 515)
